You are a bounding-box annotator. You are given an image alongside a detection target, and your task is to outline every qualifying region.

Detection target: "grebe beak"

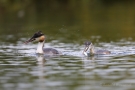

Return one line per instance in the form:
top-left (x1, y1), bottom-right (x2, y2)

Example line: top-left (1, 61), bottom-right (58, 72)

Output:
top-left (24, 36), bottom-right (36, 44)
top-left (83, 43), bottom-right (92, 52)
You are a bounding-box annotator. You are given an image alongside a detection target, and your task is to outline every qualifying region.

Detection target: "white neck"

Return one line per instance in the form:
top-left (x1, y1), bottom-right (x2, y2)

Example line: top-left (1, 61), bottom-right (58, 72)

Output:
top-left (36, 41), bottom-right (44, 54)
top-left (90, 46), bottom-right (95, 55)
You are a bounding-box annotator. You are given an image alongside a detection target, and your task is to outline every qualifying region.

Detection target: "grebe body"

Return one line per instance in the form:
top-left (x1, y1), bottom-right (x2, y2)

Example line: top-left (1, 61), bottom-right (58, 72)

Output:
top-left (83, 41), bottom-right (111, 56)
top-left (25, 31), bottom-right (61, 55)
top-left (43, 48), bottom-right (60, 55)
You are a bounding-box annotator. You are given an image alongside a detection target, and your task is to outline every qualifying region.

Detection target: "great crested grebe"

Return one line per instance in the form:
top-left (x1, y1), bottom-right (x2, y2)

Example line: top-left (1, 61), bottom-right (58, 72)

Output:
top-left (25, 31), bottom-right (61, 55)
top-left (83, 41), bottom-right (111, 56)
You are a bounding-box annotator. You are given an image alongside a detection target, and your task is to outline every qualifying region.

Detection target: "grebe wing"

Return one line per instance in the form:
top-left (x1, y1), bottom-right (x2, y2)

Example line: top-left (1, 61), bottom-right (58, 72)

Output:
top-left (43, 48), bottom-right (60, 55)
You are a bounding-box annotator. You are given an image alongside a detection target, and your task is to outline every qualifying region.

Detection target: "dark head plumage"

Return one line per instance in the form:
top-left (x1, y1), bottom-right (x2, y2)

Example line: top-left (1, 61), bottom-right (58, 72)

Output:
top-left (25, 31), bottom-right (44, 44)
top-left (84, 41), bottom-right (92, 47)
top-left (32, 31), bottom-right (44, 39)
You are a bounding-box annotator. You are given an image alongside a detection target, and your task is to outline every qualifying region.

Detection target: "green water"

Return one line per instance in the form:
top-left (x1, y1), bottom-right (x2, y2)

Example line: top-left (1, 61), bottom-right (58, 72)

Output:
top-left (0, 1), bottom-right (135, 90)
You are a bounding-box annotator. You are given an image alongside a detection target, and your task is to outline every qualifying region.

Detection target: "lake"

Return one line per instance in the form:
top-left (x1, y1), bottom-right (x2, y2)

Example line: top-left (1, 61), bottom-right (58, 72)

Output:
top-left (0, 1), bottom-right (135, 90)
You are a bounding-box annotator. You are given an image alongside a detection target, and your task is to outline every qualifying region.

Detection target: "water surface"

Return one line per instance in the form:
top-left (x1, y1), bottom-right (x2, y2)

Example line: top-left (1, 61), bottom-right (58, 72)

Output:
top-left (0, 35), bottom-right (135, 90)
top-left (0, 1), bottom-right (135, 90)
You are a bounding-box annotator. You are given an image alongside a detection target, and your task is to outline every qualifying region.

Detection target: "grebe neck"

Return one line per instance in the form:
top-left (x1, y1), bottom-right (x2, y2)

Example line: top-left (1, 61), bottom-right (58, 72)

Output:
top-left (90, 46), bottom-right (95, 55)
top-left (36, 41), bottom-right (44, 54)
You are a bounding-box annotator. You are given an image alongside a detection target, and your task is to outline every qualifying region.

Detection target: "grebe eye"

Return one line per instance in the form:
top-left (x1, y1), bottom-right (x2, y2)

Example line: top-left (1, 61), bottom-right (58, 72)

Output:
top-left (32, 38), bottom-right (35, 41)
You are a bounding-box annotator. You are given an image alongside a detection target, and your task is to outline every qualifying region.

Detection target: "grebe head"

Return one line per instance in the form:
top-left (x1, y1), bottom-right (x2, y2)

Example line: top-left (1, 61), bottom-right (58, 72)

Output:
top-left (25, 31), bottom-right (45, 43)
top-left (83, 41), bottom-right (94, 56)
top-left (84, 41), bottom-right (92, 51)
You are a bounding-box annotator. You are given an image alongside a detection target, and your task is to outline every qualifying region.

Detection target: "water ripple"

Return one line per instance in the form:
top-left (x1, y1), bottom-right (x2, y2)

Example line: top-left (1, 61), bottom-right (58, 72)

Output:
top-left (0, 40), bottom-right (135, 90)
